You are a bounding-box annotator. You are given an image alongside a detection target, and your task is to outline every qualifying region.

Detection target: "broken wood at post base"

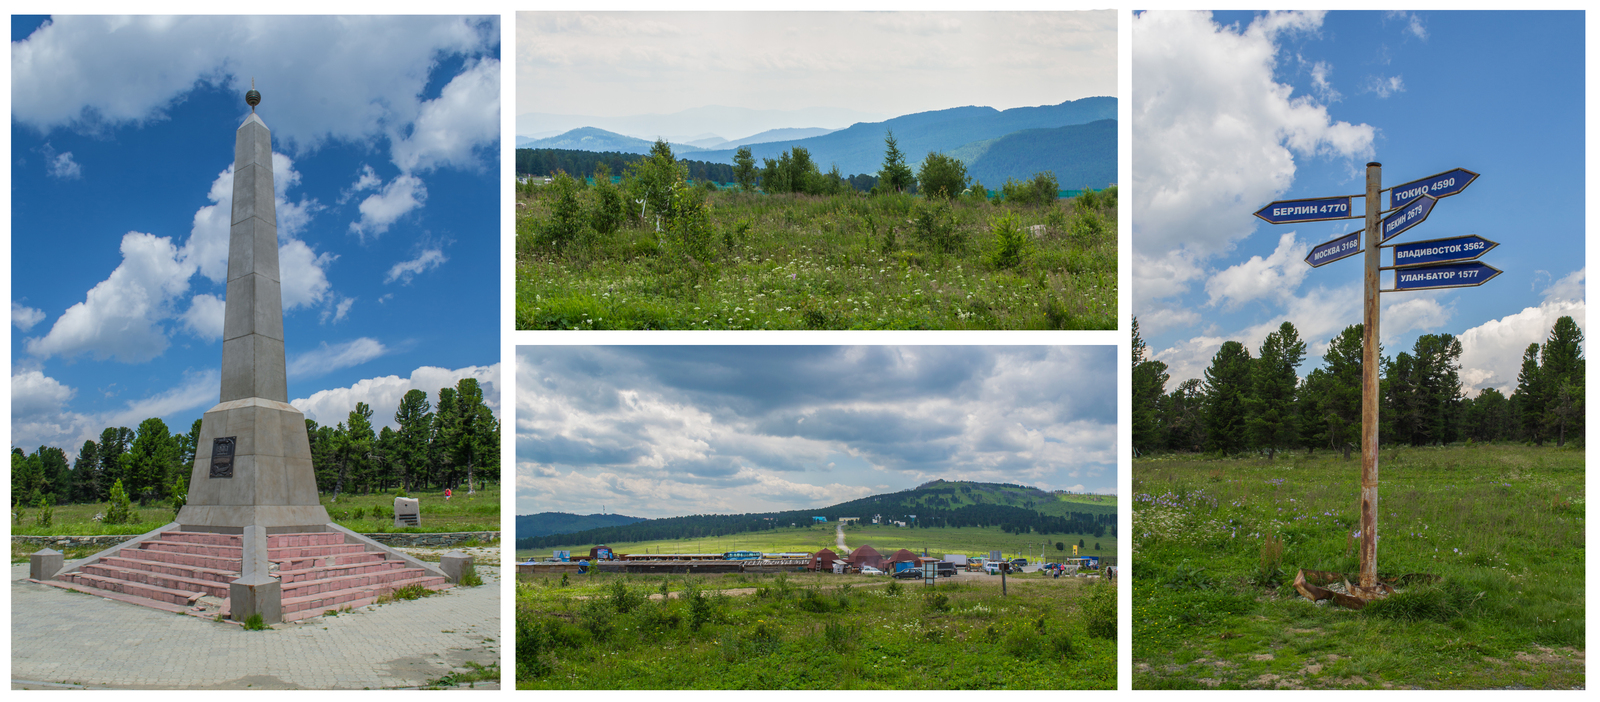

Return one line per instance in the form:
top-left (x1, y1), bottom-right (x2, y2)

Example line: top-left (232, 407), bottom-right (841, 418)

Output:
top-left (1259, 163), bottom-right (1491, 608)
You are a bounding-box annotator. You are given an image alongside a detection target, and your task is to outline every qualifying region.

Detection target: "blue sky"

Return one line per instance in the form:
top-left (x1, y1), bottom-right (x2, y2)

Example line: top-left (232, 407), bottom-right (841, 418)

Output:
top-left (516, 346), bottom-right (1117, 518)
top-left (1133, 11), bottom-right (1584, 394)
top-left (10, 16), bottom-right (502, 457)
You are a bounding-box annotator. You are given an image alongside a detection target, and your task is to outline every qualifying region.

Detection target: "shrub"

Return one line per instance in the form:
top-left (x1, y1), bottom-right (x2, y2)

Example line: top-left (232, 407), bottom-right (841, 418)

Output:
top-left (1082, 582), bottom-right (1117, 640)
top-left (1004, 626), bottom-right (1044, 660)
top-left (1364, 580), bottom-right (1485, 623)
top-left (35, 494), bottom-right (53, 528)
top-left (923, 592), bottom-right (950, 612)
top-left (459, 561), bottom-right (483, 587)
top-left (104, 479), bottom-right (135, 525)
top-left (821, 620), bottom-right (851, 653)
top-left (985, 214), bottom-right (1031, 270)
top-left (664, 181), bottom-right (715, 261)
top-left (608, 579), bottom-right (645, 614)
top-left (916, 152), bottom-right (968, 200)
top-left (538, 172), bottom-right (589, 251)
top-left (1049, 630), bottom-right (1077, 659)
top-left (577, 597), bottom-right (615, 642)
top-left (885, 580), bottom-right (903, 597)
top-left (684, 580), bottom-right (713, 631)
top-left (911, 199), bottom-right (966, 254)
top-left (1254, 534), bottom-right (1286, 587)
top-left (589, 163), bottom-right (629, 236)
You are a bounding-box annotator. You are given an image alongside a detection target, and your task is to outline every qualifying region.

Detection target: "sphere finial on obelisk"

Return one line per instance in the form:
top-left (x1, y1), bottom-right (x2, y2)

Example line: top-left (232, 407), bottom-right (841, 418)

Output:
top-left (245, 77), bottom-right (261, 112)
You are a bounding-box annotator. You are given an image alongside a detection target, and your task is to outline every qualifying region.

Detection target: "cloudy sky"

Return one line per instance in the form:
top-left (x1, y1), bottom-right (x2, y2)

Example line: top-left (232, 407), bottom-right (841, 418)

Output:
top-left (516, 346), bottom-right (1117, 518)
top-left (1133, 11), bottom-right (1584, 395)
top-left (10, 16), bottom-right (502, 457)
top-left (517, 11), bottom-right (1115, 138)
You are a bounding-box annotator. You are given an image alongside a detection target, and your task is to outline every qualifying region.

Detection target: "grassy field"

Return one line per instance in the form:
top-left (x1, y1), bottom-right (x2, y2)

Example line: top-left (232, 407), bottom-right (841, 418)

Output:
top-left (515, 570), bottom-right (1115, 688)
top-left (11, 485), bottom-right (502, 537)
top-left (514, 187), bottom-right (1116, 330)
top-left (1132, 444), bottom-right (1584, 689)
top-left (518, 523), bottom-right (1115, 565)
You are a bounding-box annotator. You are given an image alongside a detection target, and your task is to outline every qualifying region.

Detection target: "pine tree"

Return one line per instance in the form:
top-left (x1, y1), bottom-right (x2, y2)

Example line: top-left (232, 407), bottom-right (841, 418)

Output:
top-left (1131, 318), bottom-right (1169, 455)
top-left (1247, 322), bottom-right (1306, 459)
top-left (1202, 341), bottom-right (1254, 454)
top-left (878, 130), bottom-right (915, 193)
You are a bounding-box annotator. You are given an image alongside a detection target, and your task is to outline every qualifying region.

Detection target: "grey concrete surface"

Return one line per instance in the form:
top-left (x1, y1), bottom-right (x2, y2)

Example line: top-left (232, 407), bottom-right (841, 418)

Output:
top-left (11, 551), bottom-right (500, 689)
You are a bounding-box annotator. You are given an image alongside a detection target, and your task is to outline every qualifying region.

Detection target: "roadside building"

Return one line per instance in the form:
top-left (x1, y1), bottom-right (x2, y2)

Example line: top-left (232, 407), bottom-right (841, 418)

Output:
top-left (886, 548), bottom-right (920, 573)
top-left (846, 544), bottom-right (884, 571)
top-left (811, 548), bottom-right (839, 572)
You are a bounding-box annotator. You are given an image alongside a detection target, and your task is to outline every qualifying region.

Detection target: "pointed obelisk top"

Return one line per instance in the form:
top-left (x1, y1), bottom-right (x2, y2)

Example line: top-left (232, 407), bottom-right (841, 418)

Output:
top-left (245, 78), bottom-right (261, 113)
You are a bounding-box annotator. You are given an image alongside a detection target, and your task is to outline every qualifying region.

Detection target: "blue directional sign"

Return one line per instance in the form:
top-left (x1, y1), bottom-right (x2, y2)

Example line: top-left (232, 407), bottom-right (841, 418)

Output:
top-left (1254, 195), bottom-right (1357, 224)
top-left (1391, 235), bottom-right (1498, 268)
top-left (1380, 194), bottom-right (1436, 242)
top-left (1389, 168), bottom-right (1479, 208)
top-left (1305, 231), bottom-right (1361, 267)
top-left (1390, 261), bottom-right (1502, 292)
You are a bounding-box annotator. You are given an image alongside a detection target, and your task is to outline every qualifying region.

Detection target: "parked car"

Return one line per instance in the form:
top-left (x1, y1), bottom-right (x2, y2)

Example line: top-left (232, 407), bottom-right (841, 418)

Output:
top-left (984, 561), bottom-right (1002, 575)
top-left (892, 568), bottom-right (923, 579)
top-left (1011, 558), bottom-right (1028, 568)
top-left (859, 565), bottom-right (884, 575)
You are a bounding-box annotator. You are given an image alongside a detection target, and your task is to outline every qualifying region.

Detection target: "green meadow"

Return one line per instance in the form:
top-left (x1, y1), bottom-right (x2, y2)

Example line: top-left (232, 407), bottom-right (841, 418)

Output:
top-left (1132, 444), bottom-right (1584, 689)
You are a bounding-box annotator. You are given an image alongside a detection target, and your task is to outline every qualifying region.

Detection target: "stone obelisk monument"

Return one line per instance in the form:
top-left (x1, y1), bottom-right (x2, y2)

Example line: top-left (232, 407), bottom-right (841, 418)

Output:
top-left (176, 86), bottom-right (331, 532)
top-left (38, 87), bottom-right (453, 625)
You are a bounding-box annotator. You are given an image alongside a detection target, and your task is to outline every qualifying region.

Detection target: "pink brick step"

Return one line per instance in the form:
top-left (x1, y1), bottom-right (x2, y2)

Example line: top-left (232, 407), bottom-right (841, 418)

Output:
top-left (268, 532), bottom-right (345, 548)
top-left (79, 562), bottom-right (232, 599)
top-left (53, 529), bottom-right (451, 623)
top-left (143, 539), bottom-right (243, 558)
top-left (277, 551), bottom-right (388, 572)
top-left (61, 570), bottom-right (207, 607)
top-left (268, 543), bottom-right (367, 560)
top-left (118, 546), bottom-right (242, 572)
top-left (160, 531), bottom-right (243, 547)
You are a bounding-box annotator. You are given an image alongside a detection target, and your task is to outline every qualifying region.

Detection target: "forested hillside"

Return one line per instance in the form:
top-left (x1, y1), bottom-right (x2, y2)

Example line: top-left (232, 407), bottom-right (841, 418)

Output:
top-left (515, 480), bottom-right (1116, 551)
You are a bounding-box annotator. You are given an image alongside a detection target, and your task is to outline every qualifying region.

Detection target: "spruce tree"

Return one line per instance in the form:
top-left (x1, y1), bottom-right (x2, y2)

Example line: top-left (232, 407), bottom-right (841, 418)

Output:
top-left (1246, 322), bottom-right (1306, 459)
top-left (1202, 341), bottom-right (1253, 454)
top-left (878, 129), bottom-right (915, 193)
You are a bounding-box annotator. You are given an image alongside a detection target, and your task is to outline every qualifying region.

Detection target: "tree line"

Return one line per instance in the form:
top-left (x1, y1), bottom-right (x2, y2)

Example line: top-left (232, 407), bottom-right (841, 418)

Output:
top-left (11, 378), bottom-right (500, 508)
top-left (1131, 316), bottom-right (1584, 457)
top-left (517, 493), bottom-right (1115, 551)
top-left (517, 148), bottom-right (738, 187)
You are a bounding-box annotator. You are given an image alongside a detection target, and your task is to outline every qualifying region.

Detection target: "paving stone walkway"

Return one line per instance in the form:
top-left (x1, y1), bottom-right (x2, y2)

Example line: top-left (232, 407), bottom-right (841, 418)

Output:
top-left (11, 551), bottom-right (501, 690)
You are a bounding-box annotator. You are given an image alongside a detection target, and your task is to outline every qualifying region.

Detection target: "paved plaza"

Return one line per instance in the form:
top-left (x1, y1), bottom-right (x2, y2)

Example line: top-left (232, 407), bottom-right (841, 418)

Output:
top-left (11, 549), bottom-right (501, 689)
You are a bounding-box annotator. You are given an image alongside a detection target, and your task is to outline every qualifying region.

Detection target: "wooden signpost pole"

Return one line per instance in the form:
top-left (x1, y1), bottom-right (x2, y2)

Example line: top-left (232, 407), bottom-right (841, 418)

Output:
top-left (1359, 162), bottom-right (1382, 593)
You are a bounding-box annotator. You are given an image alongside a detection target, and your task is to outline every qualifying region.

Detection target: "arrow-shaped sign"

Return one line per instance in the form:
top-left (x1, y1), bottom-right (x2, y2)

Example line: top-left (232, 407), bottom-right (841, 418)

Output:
top-left (1389, 168), bottom-right (1479, 208)
top-left (1390, 261), bottom-right (1502, 292)
top-left (1254, 195), bottom-right (1357, 225)
top-left (1391, 234), bottom-right (1498, 268)
top-left (1305, 231), bottom-right (1361, 267)
top-left (1380, 194), bottom-right (1436, 242)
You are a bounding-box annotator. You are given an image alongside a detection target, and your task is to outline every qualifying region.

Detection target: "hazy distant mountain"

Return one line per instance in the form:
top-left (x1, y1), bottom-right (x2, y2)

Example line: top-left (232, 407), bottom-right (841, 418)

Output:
top-left (720, 126), bottom-right (838, 149)
top-left (516, 105), bottom-right (885, 145)
top-left (516, 512), bottom-right (646, 540)
top-left (691, 97), bottom-right (1117, 180)
top-left (521, 127), bottom-right (705, 156)
top-left (960, 120), bottom-right (1117, 191)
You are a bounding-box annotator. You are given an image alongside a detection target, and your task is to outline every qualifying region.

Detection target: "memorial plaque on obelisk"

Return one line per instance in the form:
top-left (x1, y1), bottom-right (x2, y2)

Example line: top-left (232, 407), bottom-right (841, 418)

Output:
top-left (177, 86), bottom-right (331, 530)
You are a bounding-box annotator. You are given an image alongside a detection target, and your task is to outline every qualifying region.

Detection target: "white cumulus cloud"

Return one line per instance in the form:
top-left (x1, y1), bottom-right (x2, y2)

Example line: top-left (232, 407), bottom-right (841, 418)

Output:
top-left (181, 294), bottom-right (226, 341)
top-left (291, 363), bottom-right (501, 432)
top-left (1459, 269), bottom-right (1585, 395)
top-left (13, 302), bottom-right (47, 331)
top-left (349, 174), bottom-right (427, 240)
top-left (385, 248), bottom-right (448, 284)
top-left (1132, 10), bottom-right (1375, 313)
top-left (1205, 232), bottom-right (1311, 309)
top-left (391, 57), bottom-right (500, 174)
top-left (286, 338), bottom-right (390, 380)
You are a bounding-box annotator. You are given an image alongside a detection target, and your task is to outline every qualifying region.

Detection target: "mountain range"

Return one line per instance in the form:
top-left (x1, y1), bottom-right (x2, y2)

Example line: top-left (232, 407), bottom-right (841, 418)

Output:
top-left (517, 97), bottom-right (1117, 189)
top-left (515, 512), bottom-right (646, 539)
top-left (515, 480), bottom-right (1116, 550)
top-left (516, 105), bottom-right (884, 146)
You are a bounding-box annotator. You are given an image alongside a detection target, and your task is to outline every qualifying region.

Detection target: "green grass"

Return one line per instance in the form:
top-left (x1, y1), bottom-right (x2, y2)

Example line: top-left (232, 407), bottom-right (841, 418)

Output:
top-left (12, 485), bottom-right (501, 536)
top-left (1132, 444), bottom-right (1584, 689)
top-left (428, 661), bottom-right (499, 688)
top-left (518, 523), bottom-right (1115, 565)
top-left (515, 188), bottom-right (1116, 330)
top-left (515, 572), bottom-right (1115, 688)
